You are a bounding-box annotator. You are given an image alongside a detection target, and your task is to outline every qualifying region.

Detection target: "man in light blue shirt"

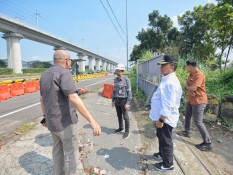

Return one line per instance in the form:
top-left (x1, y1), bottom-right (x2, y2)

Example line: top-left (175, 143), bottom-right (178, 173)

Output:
top-left (149, 55), bottom-right (182, 172)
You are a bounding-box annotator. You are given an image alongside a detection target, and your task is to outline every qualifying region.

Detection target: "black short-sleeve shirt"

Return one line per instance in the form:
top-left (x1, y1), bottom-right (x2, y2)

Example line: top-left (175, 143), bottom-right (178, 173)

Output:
top-left (40, 65), bottom-right (78, 132)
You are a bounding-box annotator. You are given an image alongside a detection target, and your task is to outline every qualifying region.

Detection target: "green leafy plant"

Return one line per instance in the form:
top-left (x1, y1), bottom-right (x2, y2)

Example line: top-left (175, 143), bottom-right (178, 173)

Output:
top-left (0, 68), bottom-right (13, 75)
top-left (22, 68), bottom-right (47, 74)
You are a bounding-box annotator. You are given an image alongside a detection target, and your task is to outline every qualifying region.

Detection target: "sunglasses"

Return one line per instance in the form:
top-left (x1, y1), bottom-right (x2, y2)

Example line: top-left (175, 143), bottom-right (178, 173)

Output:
top-left (65, 58), bottom-right (73, 62)
top-left (115, 70), bottom-right (123, 72)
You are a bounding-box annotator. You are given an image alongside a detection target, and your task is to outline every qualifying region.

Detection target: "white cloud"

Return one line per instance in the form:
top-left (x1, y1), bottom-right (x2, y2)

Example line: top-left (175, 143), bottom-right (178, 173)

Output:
top-left (207, 0), bottom-right (217, 4)
top-left (171, 13), bottom-right (184, 29)
top-left (171, 16), bottom-right (179, 29)
top-left (30, 56), bottom-right (48, 62)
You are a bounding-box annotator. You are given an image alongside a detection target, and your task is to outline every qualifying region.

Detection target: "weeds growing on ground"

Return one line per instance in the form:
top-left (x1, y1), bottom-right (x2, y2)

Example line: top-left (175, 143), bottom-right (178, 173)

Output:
top-left (15, 122), bottom-right (36, 134)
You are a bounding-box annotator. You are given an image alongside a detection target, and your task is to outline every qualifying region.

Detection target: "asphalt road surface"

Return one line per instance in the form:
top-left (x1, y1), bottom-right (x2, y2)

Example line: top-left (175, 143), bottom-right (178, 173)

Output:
top-left (0, 75), bottom-right (115, 137)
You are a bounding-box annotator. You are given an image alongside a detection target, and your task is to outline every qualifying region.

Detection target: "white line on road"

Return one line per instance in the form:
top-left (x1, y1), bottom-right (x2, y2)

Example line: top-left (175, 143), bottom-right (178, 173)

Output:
top-left (0, 77), bottom-right (113, 119)
top-left (85, 77), bottom-right (112, 87)
top-left (0, 102), bottom-right (41, 119)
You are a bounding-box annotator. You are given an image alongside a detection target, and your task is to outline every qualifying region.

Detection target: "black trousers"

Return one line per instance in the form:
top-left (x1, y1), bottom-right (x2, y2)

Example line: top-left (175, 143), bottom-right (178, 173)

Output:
top-left (156, 123), bottom-right (173, 167)
top-left (115, 98), bottom-right (129, 132)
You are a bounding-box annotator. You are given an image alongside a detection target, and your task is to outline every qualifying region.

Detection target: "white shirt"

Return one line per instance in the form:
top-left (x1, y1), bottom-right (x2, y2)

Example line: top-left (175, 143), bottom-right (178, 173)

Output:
top-left (149, 72), bottom-right (182, 127)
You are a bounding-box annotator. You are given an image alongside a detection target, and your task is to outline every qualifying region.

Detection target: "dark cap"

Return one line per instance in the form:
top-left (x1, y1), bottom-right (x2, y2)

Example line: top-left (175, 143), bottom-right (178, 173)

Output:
top-left (186, 60), bottom-right (197, 67)
top-left (157, 55), bottom-right (178, 65)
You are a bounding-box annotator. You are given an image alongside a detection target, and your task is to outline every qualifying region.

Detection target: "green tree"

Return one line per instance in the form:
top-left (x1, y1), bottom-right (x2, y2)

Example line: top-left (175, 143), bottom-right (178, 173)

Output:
top-left (0, 60), bottom-right (7, 68)
top-left (178, 10), bottom-right (195, 58)
top-left (166, 27), bottom-right (181, 57)
top-left (216, 0), bottom-right (232, 5)
top-left (130, 45), bottom-right (145, 62)
top-left (130, 10), bottom-right (173, 62)
top-left (31, 61), bottom-right (52, 68)
top-left (210, 3), bottom-right (233, 72)
top-left (140, 50), bottom-right (153, 61)
top-left (178, 4), bottom-right (216, 62)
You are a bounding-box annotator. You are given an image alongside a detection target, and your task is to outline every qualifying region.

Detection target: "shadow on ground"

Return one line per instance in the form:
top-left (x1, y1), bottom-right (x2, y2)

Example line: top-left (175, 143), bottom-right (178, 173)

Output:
top-left (83, 124), bottom-right (116, 135)
top-left (96, 147), bottom-right (140, 171)
top-left (18, 151), bottom-right (53, 175)
top-left (131, 123), bottom-right (156, 140)
top-left (34, 133), bottom-right (53, 147)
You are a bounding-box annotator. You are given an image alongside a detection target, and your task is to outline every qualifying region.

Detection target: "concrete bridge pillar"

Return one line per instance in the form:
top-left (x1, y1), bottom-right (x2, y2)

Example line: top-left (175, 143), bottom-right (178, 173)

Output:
top-left (102, 60), bottom-right (106, 71)
top-left (107, 62), bottom-right (110, 71)
top-left (95, 58), bottom-right (101, 71)
top-left (77, 53), bottom-right (86, 73)
top-left (110, 63), bottom-right (114, 71)
top-left (2, 33), bottom-right (23, 73)
top-left (88, 56), bottom-right (94, 71)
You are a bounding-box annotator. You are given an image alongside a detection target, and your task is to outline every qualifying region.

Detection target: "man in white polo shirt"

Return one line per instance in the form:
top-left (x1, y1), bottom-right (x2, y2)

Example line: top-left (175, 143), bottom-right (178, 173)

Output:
top-left (149, 55), bottom-right (182, 172)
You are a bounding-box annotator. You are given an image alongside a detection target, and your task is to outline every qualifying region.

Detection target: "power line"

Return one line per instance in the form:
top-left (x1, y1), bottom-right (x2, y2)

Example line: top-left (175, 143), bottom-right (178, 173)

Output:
top-left (0, 0), bottom-right (76, 42)
top-left (0, 0), bottom-right (36, 20)
top-left (99, 0), bottom-right (126, 43)
top-left (105, 0), bottom-right (126, 35)
top-left (126, 0), bottom-right (129, 70)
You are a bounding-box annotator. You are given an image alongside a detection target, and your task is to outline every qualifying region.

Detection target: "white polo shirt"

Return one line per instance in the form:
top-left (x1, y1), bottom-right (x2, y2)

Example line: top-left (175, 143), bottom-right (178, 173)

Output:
top-left (149, 72), bottom-right (182, 128)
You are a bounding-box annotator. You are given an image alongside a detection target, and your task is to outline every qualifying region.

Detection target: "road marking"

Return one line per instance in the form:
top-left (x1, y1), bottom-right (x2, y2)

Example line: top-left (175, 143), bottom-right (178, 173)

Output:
top-left (0, 102), bottom-right (41, 119)
top-left (85, 77), bottom-right (113, 87)
top-left (0, 76), bottom-right (113, 119)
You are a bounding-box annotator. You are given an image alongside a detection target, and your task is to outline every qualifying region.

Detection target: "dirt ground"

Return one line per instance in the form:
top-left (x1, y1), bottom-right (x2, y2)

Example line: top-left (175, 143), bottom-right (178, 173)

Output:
top-left (131, 98), bottom-right (233, 175)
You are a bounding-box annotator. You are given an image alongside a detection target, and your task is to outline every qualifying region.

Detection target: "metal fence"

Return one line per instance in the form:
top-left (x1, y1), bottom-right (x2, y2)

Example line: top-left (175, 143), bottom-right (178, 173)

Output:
top-left (137, 54), bottom-right (164, 105)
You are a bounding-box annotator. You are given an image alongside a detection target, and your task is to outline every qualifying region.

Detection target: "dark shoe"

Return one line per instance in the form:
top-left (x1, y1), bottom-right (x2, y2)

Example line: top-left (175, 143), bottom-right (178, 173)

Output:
top-left (153, 152), bottom-right (162, 161)
top-left (196, 142), bottom-right (213, 151)
top-left (195, 142), bottom-right (205, 148)
top-left (123, 132), bottom-right (130, 139)
top-left (177, 131), bottom-right (191, 138)
top-left (114, 128), bottom-right (124, 133)
top-left (154, 162), bottom-right (174, 172)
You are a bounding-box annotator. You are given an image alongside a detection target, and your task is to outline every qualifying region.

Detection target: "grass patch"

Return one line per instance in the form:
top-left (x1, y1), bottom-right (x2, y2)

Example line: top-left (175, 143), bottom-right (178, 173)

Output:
top-left (222, 119), bottom-right (233, 130)
top-left (14, 122), bottom-right (36, 135)
top-left (135, 89), bottom-right (147, 103)
top-left (0, 73), bottom-right (41, 78)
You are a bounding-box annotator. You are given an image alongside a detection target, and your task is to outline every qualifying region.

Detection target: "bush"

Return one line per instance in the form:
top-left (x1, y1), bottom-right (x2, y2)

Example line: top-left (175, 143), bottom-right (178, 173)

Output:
top-left (176, 59), bottom-right (188, 86)
top-left (140, 50), bottom-right (153, 61)
top-left (128, 65), bottom-right (137, 92)
top-left (207, 69), bottom-right (233, 99)
top-left (0, 60), bottom-right (7, 68)
top-left (22, 68), bottom-right (47, 74)
top-left (0, 68), bottom-right (13, 75)
top-left (31, 61), bottom-right (52, 68)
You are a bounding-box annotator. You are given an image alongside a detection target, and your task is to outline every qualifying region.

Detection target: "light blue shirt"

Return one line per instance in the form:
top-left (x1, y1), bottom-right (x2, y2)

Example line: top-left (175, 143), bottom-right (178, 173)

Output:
top-left (149, 72), bottom-right (182, 127)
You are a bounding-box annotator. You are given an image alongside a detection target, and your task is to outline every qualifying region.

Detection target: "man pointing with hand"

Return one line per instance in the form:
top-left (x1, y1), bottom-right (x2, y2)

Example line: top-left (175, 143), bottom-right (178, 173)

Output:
top-left (40, 49), bottom-right (101, 175)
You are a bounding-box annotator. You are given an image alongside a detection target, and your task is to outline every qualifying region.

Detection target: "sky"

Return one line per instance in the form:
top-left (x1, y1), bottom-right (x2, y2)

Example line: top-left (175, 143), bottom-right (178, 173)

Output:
top-left (0, 0), bottom-right (216, 66)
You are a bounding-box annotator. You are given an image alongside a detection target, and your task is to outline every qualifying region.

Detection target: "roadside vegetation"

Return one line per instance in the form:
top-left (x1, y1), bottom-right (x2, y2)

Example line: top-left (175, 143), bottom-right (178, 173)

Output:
top-left (14, 122), bottom-right (36, 135)
top-left (129, 0), bottom-right (233, 129)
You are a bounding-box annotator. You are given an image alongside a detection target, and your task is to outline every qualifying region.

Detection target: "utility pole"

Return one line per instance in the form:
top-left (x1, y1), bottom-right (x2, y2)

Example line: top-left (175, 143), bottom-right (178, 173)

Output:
top-left (35, 10), bottom-right (40, 27)
top-left (126, 0), bottom-right (129, 70)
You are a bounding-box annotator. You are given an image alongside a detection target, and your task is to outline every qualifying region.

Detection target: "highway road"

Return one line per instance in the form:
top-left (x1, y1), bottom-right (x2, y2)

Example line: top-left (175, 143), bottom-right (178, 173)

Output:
top-left (0, 75), bottom-right (115, 137)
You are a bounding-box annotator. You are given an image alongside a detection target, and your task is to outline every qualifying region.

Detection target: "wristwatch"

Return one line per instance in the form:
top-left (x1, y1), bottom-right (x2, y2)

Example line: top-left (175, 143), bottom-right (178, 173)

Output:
top-left (159, 118), bottom-right (164, 123)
